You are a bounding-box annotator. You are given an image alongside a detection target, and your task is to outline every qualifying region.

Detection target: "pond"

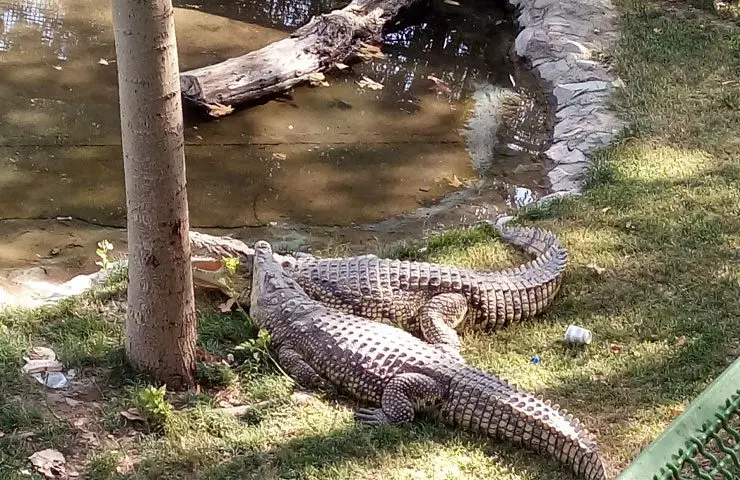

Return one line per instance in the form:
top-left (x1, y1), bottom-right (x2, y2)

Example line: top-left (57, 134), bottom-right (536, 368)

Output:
top-left (0, 0), bottom-right (552, 291)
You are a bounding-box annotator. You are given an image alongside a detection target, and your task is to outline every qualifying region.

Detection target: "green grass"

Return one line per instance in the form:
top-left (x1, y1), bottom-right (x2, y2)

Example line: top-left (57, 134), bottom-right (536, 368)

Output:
top-left (1, 0), bottom-right (740, 478)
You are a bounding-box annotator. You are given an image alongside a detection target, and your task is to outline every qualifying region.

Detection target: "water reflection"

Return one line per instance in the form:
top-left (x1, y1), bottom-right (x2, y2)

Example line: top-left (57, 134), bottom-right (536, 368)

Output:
top-left (0, 0), bottom-right (551, 229)
top-left (0, 0), bottom-right (74, 58)
top-left (174, 0), bottom-right (339, 30)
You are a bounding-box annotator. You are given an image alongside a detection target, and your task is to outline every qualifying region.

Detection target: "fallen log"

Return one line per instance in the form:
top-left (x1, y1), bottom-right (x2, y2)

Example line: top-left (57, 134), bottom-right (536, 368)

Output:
top-left (179, 0), bottom-right (425, 116)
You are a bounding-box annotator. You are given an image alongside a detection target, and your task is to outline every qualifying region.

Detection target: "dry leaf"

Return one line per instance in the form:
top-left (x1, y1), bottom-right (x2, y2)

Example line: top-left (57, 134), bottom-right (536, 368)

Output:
top-left (609, 343), bottom-right (623, 354)
top-left (334, 62), bottom-right (349, 70)
top-left (206, 102), bottom-right (234, 118)
top-left (52, 65), bottom-right (62, 71)
top-left (601, 207), bottom-right (611, 213)
top-left (307, 72), bottom-right (329, 87)
top-left (676, 335), bottom-right (688, 347)
top-left (29, 449), bottom-right (66, 478)
top-left (587, 260), bottom-right (607, 275)
top-left (120, 408), bottom-right (144, 422)
top-left (272, 153), bottom-right (287, 161)
top-left (357, 76), bottom-right (383, 90)
top-left (98, 58), bottom-right (109, 66)
top-left (78, 430), bottom-right (99, 447)
top-left (427, 75), bottom-right (452, 95)
top-left (447, 174), bottom-right (464, 188)
top-left (357, 43), bottom-right (384, 60)
top-left (668, 404), bottom-right (686, 418)
top-left (64, 397), bottom-right (82, 407)
top-left (219, 297), bottom-right (236, 313)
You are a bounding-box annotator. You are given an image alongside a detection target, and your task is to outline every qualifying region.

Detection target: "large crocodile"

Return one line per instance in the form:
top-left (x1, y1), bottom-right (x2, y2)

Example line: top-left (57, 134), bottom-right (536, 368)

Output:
top-left (249, 240), bottom-right (606, 480)
top-left (190, 222), bottom-right (568, 357)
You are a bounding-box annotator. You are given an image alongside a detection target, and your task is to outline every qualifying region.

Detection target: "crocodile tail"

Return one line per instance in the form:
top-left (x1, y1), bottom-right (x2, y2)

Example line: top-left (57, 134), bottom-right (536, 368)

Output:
top-left (441, 368), bottom-right (607, 480)
top-left (489, 223), bottom-right (569, 279)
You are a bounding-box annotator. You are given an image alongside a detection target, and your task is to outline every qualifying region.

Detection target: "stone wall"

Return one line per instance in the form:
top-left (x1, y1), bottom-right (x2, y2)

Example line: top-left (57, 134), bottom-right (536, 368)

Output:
top-left (509, 0), bottom-right (625, 193)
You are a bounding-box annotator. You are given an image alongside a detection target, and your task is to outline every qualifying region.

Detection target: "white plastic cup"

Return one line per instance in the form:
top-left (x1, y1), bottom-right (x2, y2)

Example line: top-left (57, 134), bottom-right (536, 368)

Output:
top-left (564, 325), bottom-right (593, 345)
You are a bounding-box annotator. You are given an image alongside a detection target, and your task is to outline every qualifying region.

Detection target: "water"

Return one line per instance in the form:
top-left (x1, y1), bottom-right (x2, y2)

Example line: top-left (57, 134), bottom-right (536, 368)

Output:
top-left (0, 0), bottom-right (552, 286)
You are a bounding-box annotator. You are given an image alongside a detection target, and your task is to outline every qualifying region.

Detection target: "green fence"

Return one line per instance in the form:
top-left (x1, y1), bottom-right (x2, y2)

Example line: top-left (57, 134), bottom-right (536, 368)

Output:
top-left (618, 357), bottom-right (740, 480)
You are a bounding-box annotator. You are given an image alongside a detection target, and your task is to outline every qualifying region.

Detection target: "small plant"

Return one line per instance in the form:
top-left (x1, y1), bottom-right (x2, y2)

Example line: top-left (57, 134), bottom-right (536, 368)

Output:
top-left (196, 361), bottom-right (237, 387)
top-left (95, 240), bottom-right (115, 270)
top-left (235, 329), bottom-right (272, 364)
top-left (138, 385), bottom-right (173, 429)
top-left (216, 256), bottom-right (242, 305)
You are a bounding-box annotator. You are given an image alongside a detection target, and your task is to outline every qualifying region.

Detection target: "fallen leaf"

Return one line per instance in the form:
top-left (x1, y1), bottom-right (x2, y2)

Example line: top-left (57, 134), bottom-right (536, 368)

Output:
top-left (29, 449), bottom-right (66, 478)
top-left (52, 65), bottom-right (62, 71)
top-left (64, 397), bottom-right (82, 407)
top-left (609, 343), bottom-right (623, 354)
top-left (307, 72), bottom-right (329, 87)
top-left (446, 174), bottom-right (464, 188)
top-left (676, 335), bottom-right (688, 347)
top-left (97, 58), bottom-right (109, 66)
top-left (357, 43), bottom-right (384, 60)
top-left (601, 206), bottom-right (611, 213)
top-left (357, 76), bottom-right (383, 90)
top-left (668, 404), bottom-right (686, 418)
top-left (206, 102), bottom-right (234, 118)
top-left (272, 153), bottom-right (287, 161)
top-left (120, 408), bottom-right (144, 422)
top-left (78, 430), bottom-right (99, 447)
top-left (427, 75), bottom-right (452, 95)
top-left (219, 297), bottom-right (236, 313)
top-left (587, 259), bottom-right (607, 275)
top-left (334, 62), bottom-right (349, 70)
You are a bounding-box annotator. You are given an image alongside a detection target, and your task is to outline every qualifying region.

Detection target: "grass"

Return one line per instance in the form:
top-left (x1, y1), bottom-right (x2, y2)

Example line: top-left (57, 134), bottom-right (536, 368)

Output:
top-left (1, 0), bottom-right (740, 478)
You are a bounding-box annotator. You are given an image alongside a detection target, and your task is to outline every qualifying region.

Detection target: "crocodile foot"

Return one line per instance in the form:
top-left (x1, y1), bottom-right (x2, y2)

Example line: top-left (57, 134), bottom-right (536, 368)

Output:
top-left (355, 407), bottom-right (392, 426)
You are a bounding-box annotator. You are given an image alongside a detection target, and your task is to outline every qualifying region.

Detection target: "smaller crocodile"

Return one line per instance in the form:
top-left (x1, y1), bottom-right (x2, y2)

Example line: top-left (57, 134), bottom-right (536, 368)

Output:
top-left (249, 240), bottom-right (606, 480)
top-left (190, 222), bottom-right (568, 357)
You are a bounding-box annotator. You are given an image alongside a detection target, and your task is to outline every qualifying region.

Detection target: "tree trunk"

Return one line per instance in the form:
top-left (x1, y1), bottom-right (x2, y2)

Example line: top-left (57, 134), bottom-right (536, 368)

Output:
top-left (180, 0), bottom-right (424, 114)
top-left (112, 0), bottom-right (197, 388)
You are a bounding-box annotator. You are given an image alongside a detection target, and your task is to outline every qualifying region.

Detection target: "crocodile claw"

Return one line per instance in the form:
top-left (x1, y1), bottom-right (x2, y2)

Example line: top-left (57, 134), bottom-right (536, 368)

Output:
top-left (355, 407), bottom-right (391, 426)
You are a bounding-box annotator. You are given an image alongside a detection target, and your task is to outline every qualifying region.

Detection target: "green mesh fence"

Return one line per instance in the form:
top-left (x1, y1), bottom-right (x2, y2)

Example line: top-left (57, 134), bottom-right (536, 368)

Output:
top-left (618, 357), bottom-right (740, 480)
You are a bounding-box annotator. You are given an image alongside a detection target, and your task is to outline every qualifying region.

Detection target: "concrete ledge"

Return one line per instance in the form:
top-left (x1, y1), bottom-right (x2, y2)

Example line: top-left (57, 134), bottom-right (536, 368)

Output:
top-left (509, 0), bottom-right (625, 194)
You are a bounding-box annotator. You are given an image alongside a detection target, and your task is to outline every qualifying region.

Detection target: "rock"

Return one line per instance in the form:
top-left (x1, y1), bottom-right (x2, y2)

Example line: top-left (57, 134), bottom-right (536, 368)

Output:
top-left (545, 142), bottom-right (588, 165)
top-left (505, 0), bottom-right (623, 194)
top-left (553, 81), bottom-right (611, 104)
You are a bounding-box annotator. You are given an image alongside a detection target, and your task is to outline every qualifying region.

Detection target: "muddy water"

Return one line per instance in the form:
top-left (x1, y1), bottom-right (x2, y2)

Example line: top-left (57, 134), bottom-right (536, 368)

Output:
top-left (0, 0), bottom-right (552, 296)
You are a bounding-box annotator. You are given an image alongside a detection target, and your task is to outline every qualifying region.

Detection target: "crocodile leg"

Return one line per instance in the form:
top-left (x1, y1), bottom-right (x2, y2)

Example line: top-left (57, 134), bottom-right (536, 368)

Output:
top-left (355, 373), bottom-right (444, 425)
top-left (277, 345), bottom-right (336, 393)
top-left (417, 293), bottom-right (467, 360)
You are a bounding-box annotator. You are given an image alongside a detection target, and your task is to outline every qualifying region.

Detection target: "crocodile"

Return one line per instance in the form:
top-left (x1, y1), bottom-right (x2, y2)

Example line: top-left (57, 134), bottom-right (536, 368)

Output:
top-left (249, 240), bottom-right (606, 480)
top-left (190, 222), bottom-right (568, 357)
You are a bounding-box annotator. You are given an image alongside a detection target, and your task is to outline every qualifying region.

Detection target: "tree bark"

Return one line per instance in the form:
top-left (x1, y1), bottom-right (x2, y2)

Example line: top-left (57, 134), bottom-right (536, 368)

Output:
top-left (180, 0), bottom-right (424, 113)
top-left (112, 0), bottom-right (197, 388)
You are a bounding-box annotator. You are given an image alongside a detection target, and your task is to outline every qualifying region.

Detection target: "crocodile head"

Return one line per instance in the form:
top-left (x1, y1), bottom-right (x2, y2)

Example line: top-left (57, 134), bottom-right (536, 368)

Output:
top-left (191, 250), bottom-right (299, 306)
